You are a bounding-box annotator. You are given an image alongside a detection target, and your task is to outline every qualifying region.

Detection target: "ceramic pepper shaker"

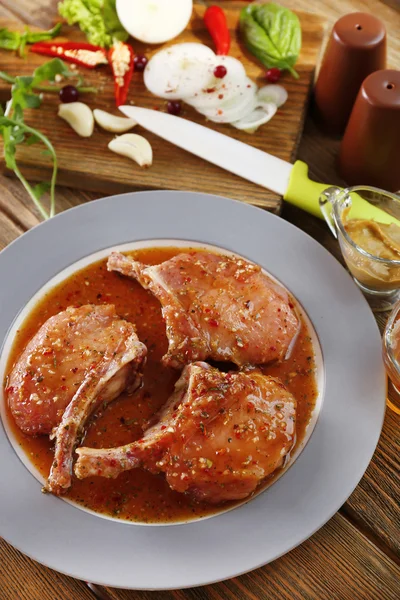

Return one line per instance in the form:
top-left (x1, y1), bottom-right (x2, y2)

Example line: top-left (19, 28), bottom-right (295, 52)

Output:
top-left (313, 13), bottom-right (386, 134)
top-left (338, 69), bottom-right (400, 192)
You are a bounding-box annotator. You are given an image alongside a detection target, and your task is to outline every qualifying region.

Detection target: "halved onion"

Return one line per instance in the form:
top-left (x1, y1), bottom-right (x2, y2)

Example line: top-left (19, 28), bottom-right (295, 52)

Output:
top-left (116, 0), bottom-right (193, 44)
top-left (232, 103), bottom-right (277, 133)
top-left (144, 43), bottom-right (216, 100)
top-left (257, 85), bottom-right (288, 108)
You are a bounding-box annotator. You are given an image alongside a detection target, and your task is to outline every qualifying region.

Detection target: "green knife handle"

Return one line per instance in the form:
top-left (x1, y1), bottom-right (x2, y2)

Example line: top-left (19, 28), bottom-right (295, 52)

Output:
top-left (284, 160), bottom-right (397, 224)
top-left (284, 161), bottom-right (331, 219)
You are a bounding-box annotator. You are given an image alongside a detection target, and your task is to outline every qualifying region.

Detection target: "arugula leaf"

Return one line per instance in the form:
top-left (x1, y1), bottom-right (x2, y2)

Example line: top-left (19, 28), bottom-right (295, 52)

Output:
top-left (0, 23), bottom-right (62, 57)
top-left (0, 59), bottom-right (64, 220)
top-left (0, 65), bottom-right (96, 95)
top-left (26, 23), bottom-right (62, 44)
top-left (240, 3), bottom-right (302, 79)
top-left (25, 134), bottom-right (41, 146)
top-left (0, 28), bottom-right (21, 51)
top-left (0, 71), bottom-right (15, 84)
top-left (32, 181), bottom-right (51, 200)
top-left (31, 58), bottom-right (70, 87)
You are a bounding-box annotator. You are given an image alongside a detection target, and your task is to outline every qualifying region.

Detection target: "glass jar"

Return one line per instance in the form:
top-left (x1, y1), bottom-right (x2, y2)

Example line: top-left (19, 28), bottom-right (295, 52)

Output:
top-left (320, 185), bottom-right (400, 312)
top-left (383, 299), bottom-right (400, 414)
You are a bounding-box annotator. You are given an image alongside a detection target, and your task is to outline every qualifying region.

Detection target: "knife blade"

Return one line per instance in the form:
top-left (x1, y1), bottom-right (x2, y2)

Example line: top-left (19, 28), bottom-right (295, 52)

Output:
top-left (120, 106), bottom-right (393, 223)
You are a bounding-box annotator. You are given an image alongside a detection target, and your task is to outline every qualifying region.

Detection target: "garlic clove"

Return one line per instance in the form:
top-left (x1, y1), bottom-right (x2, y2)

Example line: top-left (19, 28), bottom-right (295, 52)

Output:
top-left (93, 109), bottom-right (137, 133)
top-left (108, 134), bottom-right (153, 167)
top-left (58, 102), bottom-right (94, 137)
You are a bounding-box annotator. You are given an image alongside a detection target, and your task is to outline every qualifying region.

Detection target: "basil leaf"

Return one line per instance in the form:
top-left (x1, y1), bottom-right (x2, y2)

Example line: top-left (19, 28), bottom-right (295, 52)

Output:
top-left (240, 3), bottom-right (301, 79)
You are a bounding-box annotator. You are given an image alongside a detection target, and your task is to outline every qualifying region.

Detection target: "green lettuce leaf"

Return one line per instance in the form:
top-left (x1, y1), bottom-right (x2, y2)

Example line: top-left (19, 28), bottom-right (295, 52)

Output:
top-left (59, 0), bottom-right (128, 47)
top-left (103, 0), bottom-right (129, 42)
top-left (240, 3), bottom-right (302, 79)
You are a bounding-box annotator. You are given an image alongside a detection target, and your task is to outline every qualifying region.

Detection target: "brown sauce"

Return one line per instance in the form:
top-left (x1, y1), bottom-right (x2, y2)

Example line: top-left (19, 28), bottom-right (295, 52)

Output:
top-left (3, 247), bottom-right (319, 523)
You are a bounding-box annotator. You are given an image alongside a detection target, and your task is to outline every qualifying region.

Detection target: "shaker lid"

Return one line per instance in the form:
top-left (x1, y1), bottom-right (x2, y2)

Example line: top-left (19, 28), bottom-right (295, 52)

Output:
top-left (362, 70), bottom-right (400, 109)
top-left (334, 13), bottom-right (386, 50)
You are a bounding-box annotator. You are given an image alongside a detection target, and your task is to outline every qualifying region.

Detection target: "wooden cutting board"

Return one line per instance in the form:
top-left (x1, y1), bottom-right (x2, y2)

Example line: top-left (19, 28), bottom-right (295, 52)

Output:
top-left (0, 1), bottom-right (326, 213)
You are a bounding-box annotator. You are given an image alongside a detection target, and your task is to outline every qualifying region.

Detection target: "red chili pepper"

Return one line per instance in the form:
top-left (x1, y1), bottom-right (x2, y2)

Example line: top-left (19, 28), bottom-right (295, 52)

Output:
top-left (30, 41), bottom-right (108, 69)
top-left (108, 41), bottom-right (134, 107)
top-left (204, 6), bottom-right (231, 56)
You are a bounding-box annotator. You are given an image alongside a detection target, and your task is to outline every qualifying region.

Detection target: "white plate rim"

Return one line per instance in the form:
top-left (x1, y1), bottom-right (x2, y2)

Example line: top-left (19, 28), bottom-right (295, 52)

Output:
top-left (0, 191), bottom-right (386, 590)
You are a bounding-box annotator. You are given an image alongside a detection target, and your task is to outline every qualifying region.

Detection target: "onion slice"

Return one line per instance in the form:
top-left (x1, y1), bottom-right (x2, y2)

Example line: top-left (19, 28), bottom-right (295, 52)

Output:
top-left (186, 56), bottom-right (248, 110)
top-left (143, 42), bottom-right (286, 131)
top-left (257, 85), bottom-right (288, 108)
top-left (199, 80), bottom-right (258, 124)
top-left (144, 43), bottom-right (216, 100)
top-left (232, 103), bottom-right (277, 133)
top-left (116, 0), bottom-right (193, 44)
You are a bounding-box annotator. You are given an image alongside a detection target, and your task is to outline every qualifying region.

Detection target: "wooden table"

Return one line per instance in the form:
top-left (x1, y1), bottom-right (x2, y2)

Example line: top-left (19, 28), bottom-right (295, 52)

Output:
top-left (0, 1), bottom-right (399, 599)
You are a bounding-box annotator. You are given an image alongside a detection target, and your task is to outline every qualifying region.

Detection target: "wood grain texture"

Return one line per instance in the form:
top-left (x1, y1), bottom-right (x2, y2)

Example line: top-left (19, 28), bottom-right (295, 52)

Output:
top-left (102, 514), bottom-right (400, 600)
top-left (0, 0), bottom-right (400, 599)
top-left (0, 538), bottom-right (94, 600)
top-left (0, 514), bottom-right (399, 600)
top-left (0, 2), bottom-right (326, 212)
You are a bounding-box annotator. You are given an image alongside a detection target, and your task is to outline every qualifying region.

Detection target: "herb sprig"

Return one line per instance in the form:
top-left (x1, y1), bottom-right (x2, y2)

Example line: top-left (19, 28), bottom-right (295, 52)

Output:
top-left (0, 23), bottom-right (62, 57)
top-left (0, 59), bottom-right (86, 220)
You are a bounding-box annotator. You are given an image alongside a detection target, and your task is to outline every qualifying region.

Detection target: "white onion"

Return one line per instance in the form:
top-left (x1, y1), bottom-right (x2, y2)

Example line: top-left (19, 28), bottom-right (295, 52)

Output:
top-left (199, 81), bottom-right (258, 124)
top-left (116, 0), bottom-right (193, 44)
top-left (232, 103), bottom-right (277, 133)
top-left (185, 57), bottom-right (248, 110)
top-left (144, 44), bottom-right (216, 100)
top-left (257, 85), bottom-right (288, 108)
top-left (143, 43), bottom-right (287, 131)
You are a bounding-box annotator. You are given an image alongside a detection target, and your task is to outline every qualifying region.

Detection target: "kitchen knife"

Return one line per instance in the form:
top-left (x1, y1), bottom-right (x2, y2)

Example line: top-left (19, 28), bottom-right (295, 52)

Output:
top-left (120, 106), bottom-right (393, 223)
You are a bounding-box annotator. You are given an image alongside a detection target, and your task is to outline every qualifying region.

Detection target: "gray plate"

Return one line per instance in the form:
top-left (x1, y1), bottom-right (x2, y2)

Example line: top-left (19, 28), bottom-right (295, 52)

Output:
top-left (0, 191), bottom-right (385, 590)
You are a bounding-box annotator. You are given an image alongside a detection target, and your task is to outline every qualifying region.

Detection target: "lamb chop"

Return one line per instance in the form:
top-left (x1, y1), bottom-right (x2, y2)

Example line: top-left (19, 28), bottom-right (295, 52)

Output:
top-left (6, 304), bottom-right (147, 495)
top-left (75, 362), bottom-right (296, 504)
top-left (107, 251), bottom-right (299, 369)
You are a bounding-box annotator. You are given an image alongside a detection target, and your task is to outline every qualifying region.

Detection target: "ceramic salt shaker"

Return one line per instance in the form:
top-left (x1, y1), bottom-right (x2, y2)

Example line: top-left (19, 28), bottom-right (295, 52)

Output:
top-left (313, 12), bottom-right (386, 134)
top-left (338, 69), bottom-right (400, 193)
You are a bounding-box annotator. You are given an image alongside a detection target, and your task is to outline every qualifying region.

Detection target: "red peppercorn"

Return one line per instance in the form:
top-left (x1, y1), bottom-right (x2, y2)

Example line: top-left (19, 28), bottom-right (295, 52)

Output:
top-left (59, 85), bottom-right (79, 103)
top-left (266, 68), bottom-right (282, 83)
top-left (214, 65), bottom-right (227, 79)
top-left (167, 100), bottom-right (182, 116)
top-left (134, 54), bottom-right (148, 72)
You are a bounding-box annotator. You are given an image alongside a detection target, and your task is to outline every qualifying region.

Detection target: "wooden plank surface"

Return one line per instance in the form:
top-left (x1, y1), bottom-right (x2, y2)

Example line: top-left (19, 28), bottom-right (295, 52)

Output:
top-left (1, 513), bottom-right (399, 600)
top-left (0, 2), bottom-right (326, 212)
top-left (104, 514), bottom-right (400, 600)
top-left (0, 538), bottom-right (94, 600)
top-left (0, 1), bottom-right (400, 599)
